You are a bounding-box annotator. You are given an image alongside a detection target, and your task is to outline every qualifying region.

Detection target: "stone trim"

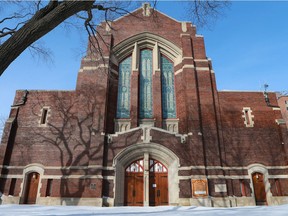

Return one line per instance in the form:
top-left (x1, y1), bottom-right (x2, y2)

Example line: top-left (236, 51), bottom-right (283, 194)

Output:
top-left (179, 165), bottom-right (288, 170)
top-left (2, 164), bottom-right (287, 171)
top-left (82, 56), bottom-right (109, 62)
top-left (162, 119), bottom-right (179, 133)
top-left (178, 174), bottom-right (288, 180)
top-left (112, 32), bottom-right (182, 66)
top-left (175, 65), bottom-right (195, 75)
top-left (242, 107), bottom-right (255, 127)
top-left (1, 174), bottom-right (107, 180)
top-left (114, 119), bottom-right (131, 132)
top-left (42, 175), bottom-right (103, 179)
top-left (109, 125), bottom-right (193, 144)
top-left (194, 59), bottom-right (208, 62)
top-left (37, 197), bottom-right (103, 206)
top-left (272, 107), bottom-right (281, 111)
top-left (195, 34), bottom-right (204, 38)
top-left (195, 67), bottom-right (210, 71)
top-left (181, 22), bottom-right (187, 32)
top-left (38, 106), bottom-right (51, 127)
top-left (275, 119), bottom-right (286, 125)
top-left (0, 165), bottom-right (114, 170)
top-left (182, 57), bottom-right (194, 60)
top-left (78, 65), bottom-right (108, 73)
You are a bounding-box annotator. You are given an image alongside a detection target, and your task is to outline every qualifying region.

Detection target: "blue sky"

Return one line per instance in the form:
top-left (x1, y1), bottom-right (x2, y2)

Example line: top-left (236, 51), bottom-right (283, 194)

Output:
top-left (0, 1), bottom-right (288, 119)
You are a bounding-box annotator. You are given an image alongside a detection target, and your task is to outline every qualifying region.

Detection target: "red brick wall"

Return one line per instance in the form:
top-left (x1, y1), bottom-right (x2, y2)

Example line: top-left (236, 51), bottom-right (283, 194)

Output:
top-left (219, 92), bottom-right (287, 167)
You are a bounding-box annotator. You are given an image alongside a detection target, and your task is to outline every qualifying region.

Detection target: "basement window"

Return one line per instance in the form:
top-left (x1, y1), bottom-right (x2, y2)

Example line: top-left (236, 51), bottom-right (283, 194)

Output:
top-left (242, 107), bottom-right (254, 127)
top-left (8, 178), bottom-right (16, 196)
top-left (45, 179), bottom-right (53, 197)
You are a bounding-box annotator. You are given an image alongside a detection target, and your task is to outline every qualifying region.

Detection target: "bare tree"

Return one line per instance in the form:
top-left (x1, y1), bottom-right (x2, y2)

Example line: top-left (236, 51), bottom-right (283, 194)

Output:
top-left (0, 0), bottom-right (230, 77)
top-left (188, 0), bottom-right (231, 28)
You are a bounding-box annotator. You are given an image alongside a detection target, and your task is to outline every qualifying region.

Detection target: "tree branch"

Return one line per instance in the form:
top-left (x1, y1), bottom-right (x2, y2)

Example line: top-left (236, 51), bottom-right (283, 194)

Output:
top-left (0, 0), bottom-right (95, 76)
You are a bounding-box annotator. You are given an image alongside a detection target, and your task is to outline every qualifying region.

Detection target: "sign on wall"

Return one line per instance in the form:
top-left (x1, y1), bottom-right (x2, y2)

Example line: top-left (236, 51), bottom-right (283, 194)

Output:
top-left (191, 179), bottom-right (208, 197)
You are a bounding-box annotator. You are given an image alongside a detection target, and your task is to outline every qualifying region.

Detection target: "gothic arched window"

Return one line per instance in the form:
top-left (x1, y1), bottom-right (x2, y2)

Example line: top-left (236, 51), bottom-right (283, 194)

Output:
top-left (116, 50), bottom-right (177, 122)
top-left (161, 55), bottom-right (176, 119)
top-left (116, 56), bottom-right (132, 118)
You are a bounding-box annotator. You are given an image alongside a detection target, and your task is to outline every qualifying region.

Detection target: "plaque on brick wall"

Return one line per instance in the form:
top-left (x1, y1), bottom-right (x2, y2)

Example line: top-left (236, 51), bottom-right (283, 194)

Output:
top-left (215, 184), bottom-right (227, 193)
top-left (191, 179), bottom-right (208, 197)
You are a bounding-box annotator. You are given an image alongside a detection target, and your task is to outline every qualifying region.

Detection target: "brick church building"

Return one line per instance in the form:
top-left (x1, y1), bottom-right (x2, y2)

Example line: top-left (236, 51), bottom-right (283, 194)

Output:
top-left (1, 4), bottom-right (288, 207)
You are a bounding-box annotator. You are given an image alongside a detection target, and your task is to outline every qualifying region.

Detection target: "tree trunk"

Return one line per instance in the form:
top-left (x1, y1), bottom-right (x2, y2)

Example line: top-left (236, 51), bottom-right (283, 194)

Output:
top-left (0, 0), bottom-right (95, 76)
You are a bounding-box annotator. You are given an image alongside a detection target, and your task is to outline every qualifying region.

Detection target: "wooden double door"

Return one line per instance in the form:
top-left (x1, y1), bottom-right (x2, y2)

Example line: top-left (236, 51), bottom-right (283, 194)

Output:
top-left (124, 159), bottom-right (168, 206)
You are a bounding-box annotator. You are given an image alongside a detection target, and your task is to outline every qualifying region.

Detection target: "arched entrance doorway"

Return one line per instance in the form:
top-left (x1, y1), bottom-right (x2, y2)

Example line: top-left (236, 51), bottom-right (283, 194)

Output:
top-left (124, 158), bottom-right (168, 206)
top-left (252, 172), bottom-right (267, 205)
top-left (113, 143), bottom-right (179, 206)
top-left (23, 172), bottom-right (40, 204)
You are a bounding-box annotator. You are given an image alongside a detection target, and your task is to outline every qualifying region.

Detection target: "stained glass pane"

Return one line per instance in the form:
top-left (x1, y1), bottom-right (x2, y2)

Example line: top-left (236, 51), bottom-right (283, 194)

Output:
top-left (161, 56), bottom-right (176, 118)
top-left (126, 159), bottom-right (144, 172)
top-left (139, 49), bottom-right (153, 118)
top-left (117, 57), bottom-right (132, 118)
top-left (149, 159), bottom-right (167, 173)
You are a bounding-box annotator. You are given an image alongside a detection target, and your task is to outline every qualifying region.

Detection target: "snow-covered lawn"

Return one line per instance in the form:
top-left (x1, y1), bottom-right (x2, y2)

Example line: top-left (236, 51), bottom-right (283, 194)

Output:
top-left (0, 205), bottom-right (287, 216)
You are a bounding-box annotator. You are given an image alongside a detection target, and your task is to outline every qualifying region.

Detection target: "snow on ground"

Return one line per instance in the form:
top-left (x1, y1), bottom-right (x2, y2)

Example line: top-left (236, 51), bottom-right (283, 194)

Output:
top-left (0, 205), bottom-right (288, 216)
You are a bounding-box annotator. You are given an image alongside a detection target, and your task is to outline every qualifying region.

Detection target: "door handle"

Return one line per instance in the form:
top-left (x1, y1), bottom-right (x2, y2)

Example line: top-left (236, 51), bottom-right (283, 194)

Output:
top-left (157, 190), bottom-right (160, 197)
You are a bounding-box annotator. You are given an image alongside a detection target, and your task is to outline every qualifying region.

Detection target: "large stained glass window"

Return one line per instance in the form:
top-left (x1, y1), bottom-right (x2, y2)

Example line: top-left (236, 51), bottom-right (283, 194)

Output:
top-left (161, 55), bottom-right (176, 118)
top-left (139, 49), bottom-right (153, 118)
top-left (116, 56), bottom-right (132, 118)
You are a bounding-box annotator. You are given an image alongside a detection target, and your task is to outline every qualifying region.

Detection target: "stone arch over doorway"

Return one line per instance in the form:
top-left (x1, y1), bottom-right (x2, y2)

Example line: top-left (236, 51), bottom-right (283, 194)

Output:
top-left (113, 143), bottom-right (180, 206)
top-left (20, 164), bottom-right (44, 204)
top-left (247, 163), bottom-right (272, 205)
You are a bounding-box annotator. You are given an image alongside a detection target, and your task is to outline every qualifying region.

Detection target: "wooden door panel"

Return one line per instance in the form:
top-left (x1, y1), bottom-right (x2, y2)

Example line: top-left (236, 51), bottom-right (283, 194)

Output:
top-left (149, 173), bottom-right (168, 206)
top-left (252, 173), bottom-right (266, 205)
top-left (124, 174), bottom-right (134, 205)
top-left (24, 172), bottom-right (39, 204)
top-left (149, 175), bottom-right (156, 206)
top-left (125, 173), bottom-right (144, 206)
top-left (135, 174), bottom-right (144, 205)
top-left (159, 174), bottom-right (168, 205)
